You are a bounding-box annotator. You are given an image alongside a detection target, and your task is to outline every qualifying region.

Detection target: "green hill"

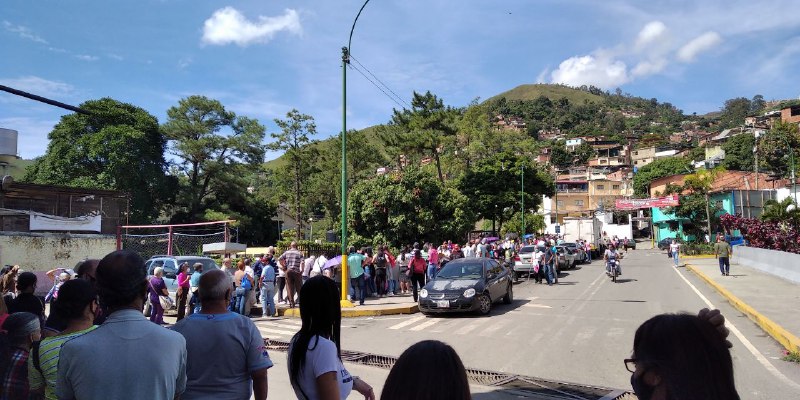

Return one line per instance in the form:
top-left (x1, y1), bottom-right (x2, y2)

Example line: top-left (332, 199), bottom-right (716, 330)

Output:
top-left (487, 84), bottom-right (604, 104)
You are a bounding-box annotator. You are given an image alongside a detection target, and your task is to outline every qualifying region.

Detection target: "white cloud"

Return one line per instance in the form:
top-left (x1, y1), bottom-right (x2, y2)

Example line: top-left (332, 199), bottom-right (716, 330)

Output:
top-left (201, 7), bottom-right (302, 46)
top-left (0, 76), bottom-right (74, 97)
top-left (631, 58), bottom-right (667, 77)
top-left (107, 53), bottom-right (124, 61)
top-left (177, 57), bottom-right (193, 70)
top-left (677, 31), bottom-right (722, 62)
top-left (635, 21), bottom-right (667, 50)
top-left (75, 54), bottom-right (99, 62)
top-left (550, 53), bottom-right (629, 89)
top-left (2, 21), bottom-right (48, 44)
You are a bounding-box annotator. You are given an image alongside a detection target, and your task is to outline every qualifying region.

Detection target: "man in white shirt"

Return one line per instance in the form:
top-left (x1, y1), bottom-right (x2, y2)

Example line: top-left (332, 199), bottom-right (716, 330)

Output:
top-left (463, 240), bottom-right (475, 258)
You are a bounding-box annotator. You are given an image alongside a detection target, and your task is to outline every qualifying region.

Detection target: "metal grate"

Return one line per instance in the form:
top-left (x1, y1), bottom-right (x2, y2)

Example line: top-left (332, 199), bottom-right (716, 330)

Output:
top-left (264, 339), bottom-right (635, 400)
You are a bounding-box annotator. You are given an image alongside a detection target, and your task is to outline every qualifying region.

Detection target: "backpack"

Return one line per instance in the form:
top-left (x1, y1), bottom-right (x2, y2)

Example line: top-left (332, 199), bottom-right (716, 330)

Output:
top-left (241, 275), bottom-right (252, 290)
top-left (376, 253), bottom-right (388, 268)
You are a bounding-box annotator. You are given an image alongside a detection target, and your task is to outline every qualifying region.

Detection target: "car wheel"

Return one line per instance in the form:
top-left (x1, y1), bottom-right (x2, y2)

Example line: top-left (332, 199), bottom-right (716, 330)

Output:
top-left (503, 283), bottom-right (513, 304)
top-left (477, 293), bottom-right (492, 315)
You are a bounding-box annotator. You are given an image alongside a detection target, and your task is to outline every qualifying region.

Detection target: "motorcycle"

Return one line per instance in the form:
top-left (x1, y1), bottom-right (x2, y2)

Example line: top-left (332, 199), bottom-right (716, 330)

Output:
top-left (606, 254), bottom-right (622, 283)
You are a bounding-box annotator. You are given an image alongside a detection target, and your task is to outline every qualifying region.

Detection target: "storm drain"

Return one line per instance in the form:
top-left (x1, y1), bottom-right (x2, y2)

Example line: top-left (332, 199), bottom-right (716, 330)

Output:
top-left (265, 339), bottom-right (635, 400)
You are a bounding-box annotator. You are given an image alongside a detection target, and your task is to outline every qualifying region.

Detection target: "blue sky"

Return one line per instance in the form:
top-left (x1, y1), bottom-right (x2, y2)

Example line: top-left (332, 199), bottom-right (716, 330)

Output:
top-left (2, 0), bottom-right (799, 160)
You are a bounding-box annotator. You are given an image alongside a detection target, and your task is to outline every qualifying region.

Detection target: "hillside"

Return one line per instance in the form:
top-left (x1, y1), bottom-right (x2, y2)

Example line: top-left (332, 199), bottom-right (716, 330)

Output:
top-left (487, 84), bottom-right (604, 104)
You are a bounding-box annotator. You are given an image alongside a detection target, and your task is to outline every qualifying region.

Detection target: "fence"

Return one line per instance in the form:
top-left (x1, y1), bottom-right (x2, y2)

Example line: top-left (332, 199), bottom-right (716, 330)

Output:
top-left (117, 221), bottom-right (232, 260)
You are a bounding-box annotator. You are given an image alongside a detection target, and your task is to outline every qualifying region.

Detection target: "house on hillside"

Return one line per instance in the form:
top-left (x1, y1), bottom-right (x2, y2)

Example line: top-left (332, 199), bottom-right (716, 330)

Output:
top-left (648, 171), bottom-right (788, 241)
top-left (781, 104), bottom-right (800, 125)
top-left (632, 146), bottom-right (656, 168)
top-left (565, 138), bottom-right (585, 151)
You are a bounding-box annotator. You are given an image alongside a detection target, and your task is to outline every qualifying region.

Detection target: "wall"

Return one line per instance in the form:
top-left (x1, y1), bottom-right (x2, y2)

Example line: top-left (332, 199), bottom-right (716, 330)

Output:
top-left (0, 232), bottom-right (116, 271)
top-left (735, 245), bottom-right (800, 284)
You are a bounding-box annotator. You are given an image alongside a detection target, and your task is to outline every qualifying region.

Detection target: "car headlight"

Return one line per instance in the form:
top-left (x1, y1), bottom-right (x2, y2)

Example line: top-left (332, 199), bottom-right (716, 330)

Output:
top-left (420, 289), bottom-right (428, 298)
top-left (463, 288), bottom-right (476, 298)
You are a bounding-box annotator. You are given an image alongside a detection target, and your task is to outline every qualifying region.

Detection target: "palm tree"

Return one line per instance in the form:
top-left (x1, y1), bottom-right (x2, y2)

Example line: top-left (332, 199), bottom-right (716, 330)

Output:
top-left (761, 197), bottom-right (800, 226)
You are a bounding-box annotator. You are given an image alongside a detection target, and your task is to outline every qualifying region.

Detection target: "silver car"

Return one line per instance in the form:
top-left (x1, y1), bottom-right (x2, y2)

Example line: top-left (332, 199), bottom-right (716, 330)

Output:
top-left (512, 245), bottom-right (543, 281)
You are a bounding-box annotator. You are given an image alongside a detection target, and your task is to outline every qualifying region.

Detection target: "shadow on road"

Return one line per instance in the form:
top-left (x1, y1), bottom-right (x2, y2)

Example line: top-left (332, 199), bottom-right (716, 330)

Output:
top-left (612, 278), bottom-right (638, 284)
top-left (425, 298), bottom-right (530, 318)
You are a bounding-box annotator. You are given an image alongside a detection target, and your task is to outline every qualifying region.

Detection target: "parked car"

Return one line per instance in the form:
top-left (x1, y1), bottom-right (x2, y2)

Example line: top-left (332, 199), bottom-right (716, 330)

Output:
top-left (419, 258), bottom-right (513, 316)
top-left (145, 255), bottom-right (220, 291)
top-left (657, 237), bottom-right (682, 251)
top-left (562, 243), bottom-right (587, 264)
top-left (512, 245), bottom-right (543, 281)
top-left (555, 246), bottom-right (577, 270)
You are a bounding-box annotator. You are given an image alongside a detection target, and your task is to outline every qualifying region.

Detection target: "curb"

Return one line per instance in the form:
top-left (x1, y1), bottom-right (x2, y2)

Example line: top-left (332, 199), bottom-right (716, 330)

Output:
top-left (280, 304), bottom-right (419, 318)
top-left (686, 263), bottom-right (800, 353)
top-left (681, 255), bottom-right (716, 259)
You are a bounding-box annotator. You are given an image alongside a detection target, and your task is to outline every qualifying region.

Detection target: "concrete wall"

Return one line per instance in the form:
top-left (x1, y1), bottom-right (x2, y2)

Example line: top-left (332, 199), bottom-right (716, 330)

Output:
top-left (0, 232), bottom-right (116, 271)
top-left (735, 245), bottom-right (800, 284)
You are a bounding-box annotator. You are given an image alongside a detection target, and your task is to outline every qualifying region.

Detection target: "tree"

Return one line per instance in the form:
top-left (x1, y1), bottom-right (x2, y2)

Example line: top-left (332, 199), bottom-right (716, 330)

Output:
top-left (663, 168), bottom-right (723, 240)
top-left (502, 212), bottom-right (545, 237)
top-left (268, 110), bottom-right (318, 239)
top-left (457, 153), bottom-right (553, 233)
top-left (633, 157), bottom-right (692, 197)
top-left (25, 98), bottom-right (171, 223)
top-left (347, 167), bottom-right (474, 248)
top-left (384, 91), bottom-right (459, 183)
top-left (573, 142), bottom-right (596, 165)
top-left (761, 197), bottom-right (800, 226)
top-left (750, 94), bottom-right (766, 114)
top-left (162, 96), bottom-right (266, 222)
top-left (718, 97), bottom-right (752, 129)
top-left (721, 133), bottom-right (755, 171)
top-left (549, 142), bottom-right (573, 169)
top-left (758, 120), bottom-right (799, 178)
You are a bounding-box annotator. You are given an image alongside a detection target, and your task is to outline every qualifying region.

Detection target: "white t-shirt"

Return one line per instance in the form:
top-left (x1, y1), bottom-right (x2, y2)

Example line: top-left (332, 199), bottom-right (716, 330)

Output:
top-left (245, 266), bottom-right (254, 278)
top-left (463, 245), bottom-right (475, 258)
top-left (312, 256), bottom-right (327, 274)
top-left (670, 243), bottom-right (680, 254)
top-left (290, 335), bottom-right (352, 400)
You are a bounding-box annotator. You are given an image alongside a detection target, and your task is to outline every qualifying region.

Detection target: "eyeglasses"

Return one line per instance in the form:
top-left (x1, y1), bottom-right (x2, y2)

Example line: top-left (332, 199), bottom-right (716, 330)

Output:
top-left (624, 358), bottom-right (638, 373)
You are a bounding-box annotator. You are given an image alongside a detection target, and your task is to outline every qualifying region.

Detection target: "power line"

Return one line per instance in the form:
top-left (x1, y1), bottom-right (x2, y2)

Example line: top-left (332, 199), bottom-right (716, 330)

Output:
top-left (349, 55), bottom-right (410, 109)
top-left (348, 63), bottom-right (407, 110)
top-left (0, 84), bottom-right (90, 115)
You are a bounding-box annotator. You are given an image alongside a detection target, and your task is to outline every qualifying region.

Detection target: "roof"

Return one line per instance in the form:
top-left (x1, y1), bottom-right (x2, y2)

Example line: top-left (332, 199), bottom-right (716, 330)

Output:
top-left (649, 171), bottom-right (793, 195)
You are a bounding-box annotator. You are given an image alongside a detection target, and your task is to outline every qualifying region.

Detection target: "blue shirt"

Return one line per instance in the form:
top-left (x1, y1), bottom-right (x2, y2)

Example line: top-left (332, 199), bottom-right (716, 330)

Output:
top-left (261, 264), bottom-right (276, 284)
top-left (347, 253), bottom-right (365, 279)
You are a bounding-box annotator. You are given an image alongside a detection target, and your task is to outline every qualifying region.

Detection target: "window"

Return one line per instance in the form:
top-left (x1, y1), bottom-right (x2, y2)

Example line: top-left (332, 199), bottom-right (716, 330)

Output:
top-left (613, 184), bottom-right (620, 190)
top-left (597, 184), bottom-right (605, 190)
top-left (575, 200), bottom-right (584, 206)
top-left (634, 151), bottom-right (639, 156)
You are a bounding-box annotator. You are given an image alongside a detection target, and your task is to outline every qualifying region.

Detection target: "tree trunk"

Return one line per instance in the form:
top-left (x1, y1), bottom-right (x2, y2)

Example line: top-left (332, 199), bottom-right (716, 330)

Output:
top-left (434, 151), bottom-right (444, 183)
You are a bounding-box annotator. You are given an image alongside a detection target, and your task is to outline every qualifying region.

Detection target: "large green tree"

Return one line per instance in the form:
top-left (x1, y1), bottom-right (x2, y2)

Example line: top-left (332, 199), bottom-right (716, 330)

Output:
top-left (633, 157), bottom-right (692, 197)
top-left (25, 98), bottom-right (171, 223)
top-left (457, 153), bottom-right (553, 233)
top-left (347, 167), bottom-right (474, 247)
top-left (663, 168), bottom-right (723, 240)
top-left (758, 120), bottom-right (799, 178)
top-left (268, 110), bottom-right (318, 239)
top-left (721, 133), bottom-right (755, 171)
top-left (162, 95), bottom-right (266, 222)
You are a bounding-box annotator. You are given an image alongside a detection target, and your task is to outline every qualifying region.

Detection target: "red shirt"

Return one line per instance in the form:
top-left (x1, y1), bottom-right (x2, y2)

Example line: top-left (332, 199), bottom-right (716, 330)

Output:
top-left (410, 258), bottom-right (427, 274)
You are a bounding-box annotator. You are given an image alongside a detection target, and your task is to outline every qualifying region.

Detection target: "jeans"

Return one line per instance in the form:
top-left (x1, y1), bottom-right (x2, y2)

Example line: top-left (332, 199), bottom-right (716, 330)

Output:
top-left (189, 290), bottom-right (201, 314)
top-left (235, 288), bottom-right (251, 315)
top-left (426, 264), bottom-right (437, 281)
top-left (410, 273), bottom-right (426, 301)
top-left (388, 279), bottom-right (398, 294)
top-left (176, 288), bottom-right (188, 321)
top-left (673, 251), bottom-right (680, 266)
top-left (543, 262), bottom-right (554, 285)
top-left (261, 283), bottom-right (276, 317)
top-left (718, 257), bottom-right (730, 275)
top-left (586, 250), bottom-right (592, 262)
top-left (365, 274), bottom-right (376, 296)
top-left (350, 274), bottom-right (366, 305)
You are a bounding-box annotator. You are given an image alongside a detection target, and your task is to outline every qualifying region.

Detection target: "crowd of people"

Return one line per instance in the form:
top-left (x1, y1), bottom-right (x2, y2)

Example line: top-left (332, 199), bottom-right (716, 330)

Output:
top-left (0, 245), bottom-right (742, 400)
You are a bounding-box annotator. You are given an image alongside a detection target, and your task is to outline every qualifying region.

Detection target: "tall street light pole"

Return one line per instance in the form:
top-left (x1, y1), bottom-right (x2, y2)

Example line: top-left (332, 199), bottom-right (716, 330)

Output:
top-left (520, 165), bottom-right (524, 239)
top-left (340, 0), bottom-right (371, 307)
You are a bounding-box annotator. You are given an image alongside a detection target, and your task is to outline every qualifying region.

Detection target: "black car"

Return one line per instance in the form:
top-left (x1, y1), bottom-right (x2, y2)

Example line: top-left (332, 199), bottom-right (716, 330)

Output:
top-left (657, 237), bottom-right (682, 250)
top-left (418, 258), bottom-right (513, 316)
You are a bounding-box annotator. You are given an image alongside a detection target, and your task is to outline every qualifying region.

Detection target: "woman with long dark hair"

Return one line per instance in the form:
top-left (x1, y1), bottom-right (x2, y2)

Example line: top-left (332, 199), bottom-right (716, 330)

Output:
top-left (381, 340), bottom-right (470, 400)
top-left (626, 312), bottom-right (740, 400)
top-left (29, 279), bottom-right (97, 400)
top-left (175, 262), bottom-right (190, 321)
top-left (288, 276), bottom-right (374, 400)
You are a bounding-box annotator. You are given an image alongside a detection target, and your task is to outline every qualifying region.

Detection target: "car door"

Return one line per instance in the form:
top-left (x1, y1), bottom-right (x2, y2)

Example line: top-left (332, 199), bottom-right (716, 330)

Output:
top-left (162, 260), bottom-right (178, 291)
top-left (485, 260), bottom-right (504, 300)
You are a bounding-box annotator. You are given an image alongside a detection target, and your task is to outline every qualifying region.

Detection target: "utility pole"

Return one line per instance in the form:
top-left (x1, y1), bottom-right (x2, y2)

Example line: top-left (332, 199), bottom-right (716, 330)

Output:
top-left (521, 164), bottom-right (524, 238)
top-left (754, 129), bottom-right (759, 191)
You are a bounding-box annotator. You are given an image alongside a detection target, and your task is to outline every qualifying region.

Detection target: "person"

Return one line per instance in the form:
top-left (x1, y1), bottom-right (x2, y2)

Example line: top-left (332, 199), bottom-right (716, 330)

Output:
top-left (279, 242), bottom-right (305, 308)
top-left (385, 247), bottom-right (399, 296)
top-left (604, 244), bottom-right (622, 276)
top-left (288, 276), bottom-right (375, 400)
top-left (172, 269), bottom-right (272, 400)
top-left (221, 258), bottom-right (237, 310)
top-left (533, 246), bottom-right (545, 284)
top-left (462, 240), bottom-right (475, 258)
top-left (0, 266), bottom-right (19, 297)
top-left (542, 246), bottom-right (555, 286)
top-left (347, 246), bottom-right (367, 306)
top-left (670, 239), bottom-right (680, 267)
top-left (5, 272), bottom-right (45, 325)
top-left (626, 311), bottom-right (740, 400)
top-left (585, 241), bottom-right (592, 262)
top-left (188, 263), bottom-right (203, 315)
top-left (381, 340), bottom-right (470, 400)
top-left (72, 259), bottom-right (105, 325)
top-left (259, 256), bottom-right (277, 318)
top-left (714, 236), bottom-right (733, 276)
top-left (408, 250), bottom-right (427, 302)
top-left (176, 262), bottom-right (191, 321)
top-left (374, 246), bottom-right (389, 298)
top-left (252, 255), bottom-right (264, 303)
top-left (234, 261), bottom-right (254, 316)
top-left (311, 252), bottom-right (327, 278)
top-left (397, 247), bottom-right (410, 295)
top-left (44, 268), bottom-right (71, 303)
top-left (276, 258), bottom-right (287, 305)
top-left (147, 267), bottom-right (169, 324)
top-left (56, 250), bottom-right (187, 400)
top-left (28, 279), bottom-right (98, 400)
top-left (362, 248), bottom-right (376, 298)
top-left (426, 245), bottom-right (439, 282)
top-left (477, 240), bottom-right (488, 258)
top-left (302, 253), bottom-right (315, 284)
top-left (0, 295), bottom-right (8, 328)
top-left (244, 259), bottom-right (257, 316)
top-left (0, 312), bottom-right (41, 399)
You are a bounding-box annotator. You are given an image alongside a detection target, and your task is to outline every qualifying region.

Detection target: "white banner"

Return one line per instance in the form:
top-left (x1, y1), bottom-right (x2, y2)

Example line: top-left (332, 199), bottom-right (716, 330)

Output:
top-left (30, 214), bottom-right (102, 232)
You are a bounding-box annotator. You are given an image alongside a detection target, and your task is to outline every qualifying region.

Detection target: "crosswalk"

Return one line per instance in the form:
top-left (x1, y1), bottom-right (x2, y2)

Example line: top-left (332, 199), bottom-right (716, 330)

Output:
top-left (255, 318), bottom-right (302, 341)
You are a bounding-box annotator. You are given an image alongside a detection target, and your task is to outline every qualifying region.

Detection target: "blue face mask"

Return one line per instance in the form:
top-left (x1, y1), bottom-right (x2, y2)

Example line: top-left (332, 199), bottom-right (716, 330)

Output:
top-left (630, 371), bottom-right (655, 400)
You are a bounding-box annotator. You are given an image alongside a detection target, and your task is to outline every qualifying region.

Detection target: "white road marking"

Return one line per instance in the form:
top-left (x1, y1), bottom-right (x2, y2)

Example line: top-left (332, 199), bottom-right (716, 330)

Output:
top-left (606, 327), bottom-right (625, 337)
top-left (409, 318), bottom-right (440, 331)
top-left (259, 326), bottom-right (298, 336)
top-left (479, 320), bottom-right (510, 337)
top-left (388, 315), bottom-right (426, 330)
top-left (524, 304), bottom-right (552, 309)
top-left (673, 266), bottom-right (800, 390)
top-left (572, 327), bottom-right (598, 346)
top-left (455, 318), bottom-right (488, 335)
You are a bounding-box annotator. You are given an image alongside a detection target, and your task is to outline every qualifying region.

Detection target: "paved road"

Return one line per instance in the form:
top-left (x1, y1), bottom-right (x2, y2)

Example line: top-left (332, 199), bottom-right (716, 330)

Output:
top-left (255, 247), bottom-right (800, 399)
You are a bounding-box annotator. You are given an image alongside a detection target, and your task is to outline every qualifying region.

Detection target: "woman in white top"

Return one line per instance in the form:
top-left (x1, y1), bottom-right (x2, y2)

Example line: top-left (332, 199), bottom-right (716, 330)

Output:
top-left (288, 276), bottom-right (375, 400)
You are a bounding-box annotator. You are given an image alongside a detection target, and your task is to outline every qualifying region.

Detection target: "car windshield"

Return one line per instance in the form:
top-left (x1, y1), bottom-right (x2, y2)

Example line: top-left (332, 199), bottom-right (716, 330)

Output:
top-left (436, 262), bottom-right (484, 279)
top-left (520, 246), bottom-right (536, 254)
top-left (179, 258), bottom-right (220, 272)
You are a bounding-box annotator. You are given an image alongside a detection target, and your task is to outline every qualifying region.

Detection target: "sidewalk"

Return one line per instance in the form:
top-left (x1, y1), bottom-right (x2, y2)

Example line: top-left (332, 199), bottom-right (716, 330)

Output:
top-left (685, 257), bottom-right (800, 353)
top-left (279, 292), bottom-right (419, 318)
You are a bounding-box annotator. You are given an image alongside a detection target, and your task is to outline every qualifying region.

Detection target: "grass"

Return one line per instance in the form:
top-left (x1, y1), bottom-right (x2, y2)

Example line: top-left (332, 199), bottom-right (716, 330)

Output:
top-left (782, 350), bottom-right (800, 363)
top-left (486, 84), bottom-right (605, 104)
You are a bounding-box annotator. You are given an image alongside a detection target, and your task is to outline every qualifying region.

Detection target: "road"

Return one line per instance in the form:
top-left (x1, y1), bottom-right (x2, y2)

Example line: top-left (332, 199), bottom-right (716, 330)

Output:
top-left (255, 245), bottom-right (800, 399)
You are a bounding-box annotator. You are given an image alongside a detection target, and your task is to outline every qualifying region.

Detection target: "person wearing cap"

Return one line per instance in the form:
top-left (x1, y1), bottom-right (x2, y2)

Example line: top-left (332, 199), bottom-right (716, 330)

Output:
top-left (0, 312), bottom-right (41, 398)
top-left (1, 265), bottom-right (19, 297)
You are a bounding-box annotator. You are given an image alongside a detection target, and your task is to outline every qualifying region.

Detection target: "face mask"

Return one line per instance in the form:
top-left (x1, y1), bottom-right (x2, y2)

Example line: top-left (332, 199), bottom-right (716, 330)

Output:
top-left (631, 371), bottom-right (655, 400)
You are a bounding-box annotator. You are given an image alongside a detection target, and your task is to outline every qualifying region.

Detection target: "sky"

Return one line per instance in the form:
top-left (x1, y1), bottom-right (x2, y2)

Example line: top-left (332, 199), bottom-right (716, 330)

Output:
top-left (1, 0), bottom-right (799, 160)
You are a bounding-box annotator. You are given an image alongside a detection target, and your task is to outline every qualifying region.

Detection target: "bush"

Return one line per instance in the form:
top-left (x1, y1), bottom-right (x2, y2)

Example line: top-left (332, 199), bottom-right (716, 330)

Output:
top-left (275, 240), bottom-right (340, 257)
top-left (681, 243), bottom-right (715, 255)
top-left (720, 214), bottom-right (800, 254)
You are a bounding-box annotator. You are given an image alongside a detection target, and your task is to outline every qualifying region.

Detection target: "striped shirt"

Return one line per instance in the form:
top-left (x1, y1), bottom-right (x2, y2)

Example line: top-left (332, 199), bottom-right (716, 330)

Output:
top-left (28, 326), bottom-right (98, 400)
top-left (279, 249), bottom-right (305, 273)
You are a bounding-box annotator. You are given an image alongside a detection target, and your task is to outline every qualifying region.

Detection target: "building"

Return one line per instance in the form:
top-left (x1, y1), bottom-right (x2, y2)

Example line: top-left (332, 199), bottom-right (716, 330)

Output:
top-left (781, 104), bottom-right (800, 125)
top-left (565, 138), bottom-right (584, 151)
top-left (631, 146), bottom-right (656, 168)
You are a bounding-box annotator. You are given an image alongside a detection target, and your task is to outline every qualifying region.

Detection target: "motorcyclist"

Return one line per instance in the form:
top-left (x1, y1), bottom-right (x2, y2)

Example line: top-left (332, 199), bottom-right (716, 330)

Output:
top-left (603, 244), bottom-right (622, 276)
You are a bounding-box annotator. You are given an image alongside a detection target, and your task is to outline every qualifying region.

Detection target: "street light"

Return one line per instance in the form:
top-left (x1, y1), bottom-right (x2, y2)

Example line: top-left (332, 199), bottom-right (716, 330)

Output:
top-left (308, 217), bottom-right (314, 241)
top-left (520, 164), bottom-right (524, 238)
top-left (340, 0), bottom-right (372, 308)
